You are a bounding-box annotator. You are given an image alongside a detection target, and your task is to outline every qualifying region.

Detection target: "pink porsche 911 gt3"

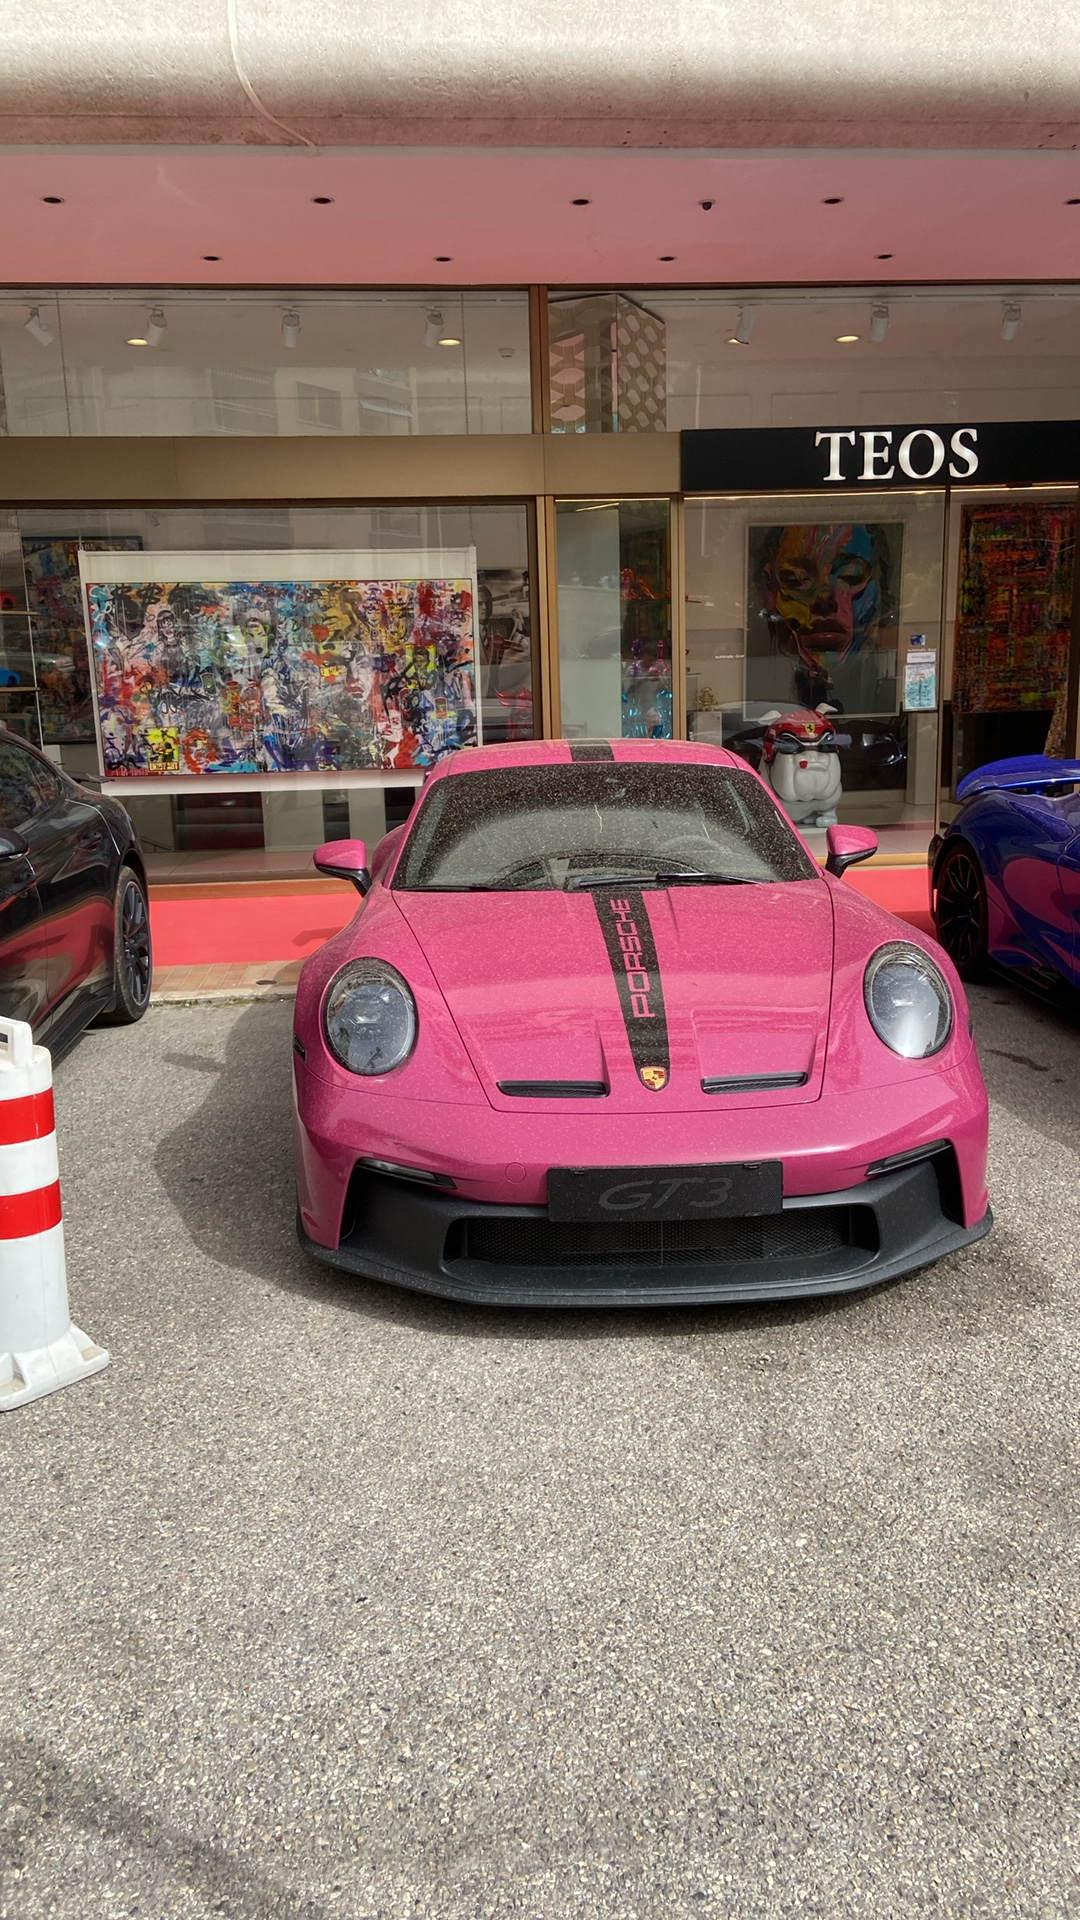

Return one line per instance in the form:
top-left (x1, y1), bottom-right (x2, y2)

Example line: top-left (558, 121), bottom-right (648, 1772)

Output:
top-left (293, 739), bottom-right (990, 1307)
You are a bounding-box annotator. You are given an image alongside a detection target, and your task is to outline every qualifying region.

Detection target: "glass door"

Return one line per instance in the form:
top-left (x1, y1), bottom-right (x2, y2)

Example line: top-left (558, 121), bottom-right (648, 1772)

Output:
top-left (555, 499), bottom-right (672, 740)
top-left (683, 490), bottom-right (946, 860)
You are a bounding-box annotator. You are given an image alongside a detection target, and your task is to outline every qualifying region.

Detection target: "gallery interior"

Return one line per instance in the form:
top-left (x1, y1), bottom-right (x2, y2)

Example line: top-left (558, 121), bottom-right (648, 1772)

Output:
top-left (0, 280), bottom-right (1077, 881)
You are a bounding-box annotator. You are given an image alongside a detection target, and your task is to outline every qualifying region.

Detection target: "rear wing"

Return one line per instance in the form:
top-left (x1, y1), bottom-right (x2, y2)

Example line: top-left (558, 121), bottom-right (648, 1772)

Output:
top-left (956, 755), bottom-right (1080, 802)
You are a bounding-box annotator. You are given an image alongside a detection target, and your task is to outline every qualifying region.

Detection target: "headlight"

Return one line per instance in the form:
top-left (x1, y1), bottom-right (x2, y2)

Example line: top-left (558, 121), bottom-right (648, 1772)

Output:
top-left (863, 942), bottom-right (952, 1059)
top-left (323, 959), bottom-right (417, 1075)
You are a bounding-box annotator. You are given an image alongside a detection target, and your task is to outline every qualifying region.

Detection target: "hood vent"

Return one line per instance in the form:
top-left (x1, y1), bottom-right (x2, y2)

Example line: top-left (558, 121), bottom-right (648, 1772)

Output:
top-left (701, 1072), bottom-right (808, 1094)
top-left (497, 1079), bottom-right (608, 1099)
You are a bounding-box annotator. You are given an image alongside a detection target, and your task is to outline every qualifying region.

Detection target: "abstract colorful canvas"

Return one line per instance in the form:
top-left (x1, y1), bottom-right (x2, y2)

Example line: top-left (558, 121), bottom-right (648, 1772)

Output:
top-left (80, 550), bottom-right (480, 777)
top-left (746, 522), bottom-right (903, 716)
top-left (22, 535), bottom-right (142, 743)
top-left (953, 504), bottom-right (1074, 714)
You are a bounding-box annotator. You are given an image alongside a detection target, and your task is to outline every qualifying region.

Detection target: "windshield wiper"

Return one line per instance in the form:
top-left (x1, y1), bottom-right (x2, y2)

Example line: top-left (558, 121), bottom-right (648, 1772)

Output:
top-left (653, 871), bottom-right (764, 885)
top-left (565, 872), bottom-right (667, 891)
top-left (566, 869), bottom-right (763, 891)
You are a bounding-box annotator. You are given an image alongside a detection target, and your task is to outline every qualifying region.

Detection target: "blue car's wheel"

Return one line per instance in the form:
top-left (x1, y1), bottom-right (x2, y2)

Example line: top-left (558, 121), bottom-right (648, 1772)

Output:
top-left (935, 842), bottom-right (988, 981)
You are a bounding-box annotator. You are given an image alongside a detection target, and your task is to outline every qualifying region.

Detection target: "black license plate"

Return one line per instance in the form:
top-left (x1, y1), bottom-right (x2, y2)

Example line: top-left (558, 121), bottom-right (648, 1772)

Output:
top-left (546, 1161), bottom-right (783, 1224)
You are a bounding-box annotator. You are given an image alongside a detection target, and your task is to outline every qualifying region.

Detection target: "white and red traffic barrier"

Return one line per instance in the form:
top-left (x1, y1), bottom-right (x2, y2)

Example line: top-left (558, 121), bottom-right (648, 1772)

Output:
top-left (0, 1016), bottom-right (108, 1410)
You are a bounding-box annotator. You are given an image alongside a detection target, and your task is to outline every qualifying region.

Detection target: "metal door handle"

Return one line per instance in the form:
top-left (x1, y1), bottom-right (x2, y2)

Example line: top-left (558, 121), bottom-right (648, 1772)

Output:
top-left (77, 828), bottom-right (103, 849)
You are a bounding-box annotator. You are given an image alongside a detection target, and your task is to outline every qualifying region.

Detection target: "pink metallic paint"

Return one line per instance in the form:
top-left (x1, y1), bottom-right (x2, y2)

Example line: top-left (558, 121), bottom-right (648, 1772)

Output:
top-left (293, 740), bottom-right (989, 1262)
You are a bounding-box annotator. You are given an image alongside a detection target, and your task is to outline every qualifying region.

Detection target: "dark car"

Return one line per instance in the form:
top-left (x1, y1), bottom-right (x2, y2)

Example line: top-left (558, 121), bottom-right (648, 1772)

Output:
top-left (930, 754), bottom-right (1080, 990)
top-left (0, 727), bottom-right (152, 1052)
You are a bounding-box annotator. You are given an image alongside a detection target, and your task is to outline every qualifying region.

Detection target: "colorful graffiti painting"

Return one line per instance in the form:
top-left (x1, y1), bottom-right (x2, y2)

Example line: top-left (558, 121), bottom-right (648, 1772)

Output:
top-left (82, 556), bottom-right (480, 776)
top-left (953, 504), bottom-right (1074, 714)
top-left (747, 522), bottom-right (903, 716)
top-left (22, 536), bottom-right (142, 743)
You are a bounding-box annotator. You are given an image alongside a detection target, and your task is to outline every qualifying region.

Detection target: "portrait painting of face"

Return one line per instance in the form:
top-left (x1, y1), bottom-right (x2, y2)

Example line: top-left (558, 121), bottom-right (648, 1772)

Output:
top-left (747, 522), bottom-right (902, 715)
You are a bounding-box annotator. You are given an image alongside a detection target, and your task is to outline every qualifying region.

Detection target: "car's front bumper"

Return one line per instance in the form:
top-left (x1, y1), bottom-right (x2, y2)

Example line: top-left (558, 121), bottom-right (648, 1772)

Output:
top-left (297, 1152), bottom-right (992, 1308)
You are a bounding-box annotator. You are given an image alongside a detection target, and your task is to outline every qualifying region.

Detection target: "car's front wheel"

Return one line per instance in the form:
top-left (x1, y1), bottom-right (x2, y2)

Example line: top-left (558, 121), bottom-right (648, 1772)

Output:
top-left (95, 865), bottom-right (153, 1024)
top-left (934, 841), bottom-right (989, 981)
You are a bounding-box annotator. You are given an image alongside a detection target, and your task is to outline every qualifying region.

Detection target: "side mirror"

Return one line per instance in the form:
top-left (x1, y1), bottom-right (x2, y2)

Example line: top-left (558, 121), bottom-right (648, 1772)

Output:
top-left (0, 827), bottom-right (29, 859)
top-left (313, 838), bottom-right (372, 895)
top-left (825, 823), bottom-right (878, 879)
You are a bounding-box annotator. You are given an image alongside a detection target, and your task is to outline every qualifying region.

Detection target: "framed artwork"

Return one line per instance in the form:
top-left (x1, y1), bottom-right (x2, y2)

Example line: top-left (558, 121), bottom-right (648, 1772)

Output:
top-left (22, 535), bottom-right (143, 743)
top-left (79, 549), bottom-right (480, 778)
top-left (953, 503), bottom-right (1074, 714)
top-left (746, 521), bottom-right (903, 717)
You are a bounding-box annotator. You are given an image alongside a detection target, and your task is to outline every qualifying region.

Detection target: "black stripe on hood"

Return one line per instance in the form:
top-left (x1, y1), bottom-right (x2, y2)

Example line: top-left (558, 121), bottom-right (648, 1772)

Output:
top-left (593, 889), bottom-right (671, 1091)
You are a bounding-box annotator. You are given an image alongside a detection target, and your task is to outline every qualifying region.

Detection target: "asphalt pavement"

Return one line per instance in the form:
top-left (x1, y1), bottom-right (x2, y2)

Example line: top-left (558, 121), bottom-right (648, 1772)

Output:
top-left (2, 982), bottom-right (1079, 1920)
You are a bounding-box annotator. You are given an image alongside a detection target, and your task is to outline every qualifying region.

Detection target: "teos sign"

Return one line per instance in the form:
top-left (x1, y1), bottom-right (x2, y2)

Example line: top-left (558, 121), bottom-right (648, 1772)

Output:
top-left (815, 426), bottom-right (978, 483)
top-left (680, 420), bottom-right (1080, 493)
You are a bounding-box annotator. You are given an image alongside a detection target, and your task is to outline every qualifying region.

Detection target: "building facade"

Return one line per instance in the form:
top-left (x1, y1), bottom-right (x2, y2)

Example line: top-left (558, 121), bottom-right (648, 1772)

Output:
top-left (2, 4), bottom-right (1079, 873)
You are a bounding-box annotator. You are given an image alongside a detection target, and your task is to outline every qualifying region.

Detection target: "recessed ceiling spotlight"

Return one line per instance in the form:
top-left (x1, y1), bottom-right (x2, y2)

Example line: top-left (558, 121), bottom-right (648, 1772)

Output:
top-left (876, 252), bottom-right (893, 260)
top-left (203, 254), bottom-right (220, 261)
top-left (146, 307), bottom-right (167, 348)
top-left (281, 309), bottom-right (301, 348)
top-left (24, 306), bottom-right (55, 347)
top-left (869, 304), bottom-right (890, 343)
top-left (699, 200), bottom-right (714, 210)
top-left (1001, 301), bottom-right (1022, 341)
top-left (434, 255), bottom-right (452, 262)
top-left (1067, 198), bottom-right (1080, 205)
top-left (727, 307), bottom-right (755, 346)
top-left (835, 332), bottom-right (860, 343)
top-left (822, 196), bottom-right (844, 204)
top-left (658, 255), bottom-right (676, 262)
top-left (311, 196), bottom-right (334, 205)
top-left (571, 198), bottom-right (591, 206)
top-left (41, 195), bottom-right (64, 205)
top-left (127, 336), bottom-right (148, 347)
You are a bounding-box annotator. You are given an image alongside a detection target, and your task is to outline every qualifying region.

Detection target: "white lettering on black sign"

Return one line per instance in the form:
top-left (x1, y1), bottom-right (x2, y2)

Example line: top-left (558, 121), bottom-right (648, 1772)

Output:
top-left (815, 426), bottom-right (979, 483)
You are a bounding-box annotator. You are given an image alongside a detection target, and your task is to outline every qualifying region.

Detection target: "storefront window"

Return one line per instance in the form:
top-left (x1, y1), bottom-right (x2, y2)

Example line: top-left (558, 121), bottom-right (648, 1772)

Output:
top-left (0, 291), bottom-right (531, 437)
top-left (942, 489), bottom-right (1075, 801)
top-left (550, 285), bottom-right (1080, 434)
top-left (556, 499), bottom-right (672, 739)
top-left (684, 490), bottom-right (945, 854)
top-left (0, 501), bottom-right (534, 878)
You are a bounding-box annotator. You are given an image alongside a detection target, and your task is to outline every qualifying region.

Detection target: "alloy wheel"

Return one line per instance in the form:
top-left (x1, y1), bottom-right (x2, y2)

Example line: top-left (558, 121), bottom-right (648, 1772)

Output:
top-left (122, 880), bottom-right (152, 1005)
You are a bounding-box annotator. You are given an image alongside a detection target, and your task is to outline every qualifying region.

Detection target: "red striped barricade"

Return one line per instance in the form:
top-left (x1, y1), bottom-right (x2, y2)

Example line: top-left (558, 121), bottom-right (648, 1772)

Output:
top-left (0, 1015), bottom-right (108, 1409)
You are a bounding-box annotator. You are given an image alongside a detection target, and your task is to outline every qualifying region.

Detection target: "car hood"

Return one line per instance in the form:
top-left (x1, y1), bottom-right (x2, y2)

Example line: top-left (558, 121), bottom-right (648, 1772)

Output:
top-left (395, 879), bottom-right (834, 1112)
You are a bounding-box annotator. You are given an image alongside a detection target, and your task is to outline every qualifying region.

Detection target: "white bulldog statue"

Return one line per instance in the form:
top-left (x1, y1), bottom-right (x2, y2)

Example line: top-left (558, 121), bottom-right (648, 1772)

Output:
top-left (760, 705), bottom-right (843, 828)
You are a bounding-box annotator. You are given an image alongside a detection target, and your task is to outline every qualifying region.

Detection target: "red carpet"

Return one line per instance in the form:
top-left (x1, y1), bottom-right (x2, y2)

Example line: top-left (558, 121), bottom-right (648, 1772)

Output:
top-left (149, 865), bottom-right (935, 967)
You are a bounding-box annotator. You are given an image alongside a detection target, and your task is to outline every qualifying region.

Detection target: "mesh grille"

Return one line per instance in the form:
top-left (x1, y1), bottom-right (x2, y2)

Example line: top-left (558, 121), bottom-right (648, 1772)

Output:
top-left (458, 1207), bottom-right (862, 1271)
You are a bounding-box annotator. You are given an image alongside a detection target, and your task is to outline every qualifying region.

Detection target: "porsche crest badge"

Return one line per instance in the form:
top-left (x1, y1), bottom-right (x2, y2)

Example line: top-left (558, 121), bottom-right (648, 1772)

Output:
top-left (640, 1065), bottom-right (668, 1091)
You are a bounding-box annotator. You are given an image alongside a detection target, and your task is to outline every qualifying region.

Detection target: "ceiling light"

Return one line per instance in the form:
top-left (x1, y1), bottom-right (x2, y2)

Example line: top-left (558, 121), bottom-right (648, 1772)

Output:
top-left (41, 195), bottom-right (64, 205)
top-left (424, 309), bottom-right (444, 349)
top-left (281, 309), bottom-right (301, 348)
top-left (1001, 301), bottom-right (1022, 341)
top-left (311, 196), bottom-right (334, 205)
top-left (869, 305), bottom-right (890, 342)
top-left (434, 255), bottom-right (452, 262)
top-left (24, 306), bottom-right (54, 347)
top-left (822, 196), bottom-right (844, 205)
top-left (438, 331), bottom-right (462, 347)
top-left (658, 255), bottom-right (676, 262)
top-left (571, 198), bottom-right (591, 206)
top-left (876, 252), bottom-right (893, 260)
top-left (727, 307), bottom-right (755, 346)
top-left (146, 307), bottom-right (167, 348)
top-left (127, 337), bottom-right (148, 347)
top-left (835, 333), bottom-right (860, 343)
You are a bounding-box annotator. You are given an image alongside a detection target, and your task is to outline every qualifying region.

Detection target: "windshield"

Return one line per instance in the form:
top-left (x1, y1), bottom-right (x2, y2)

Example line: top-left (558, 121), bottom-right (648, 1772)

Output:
top-left (392, 763), bottom-right (818, 891)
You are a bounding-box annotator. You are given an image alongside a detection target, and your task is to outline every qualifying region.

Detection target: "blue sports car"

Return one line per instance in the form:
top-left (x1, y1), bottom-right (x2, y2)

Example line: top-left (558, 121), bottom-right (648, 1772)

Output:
top-left (930, 756), bottom-right (1080, 989)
